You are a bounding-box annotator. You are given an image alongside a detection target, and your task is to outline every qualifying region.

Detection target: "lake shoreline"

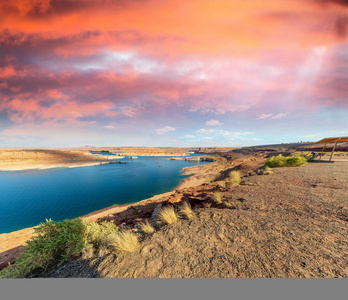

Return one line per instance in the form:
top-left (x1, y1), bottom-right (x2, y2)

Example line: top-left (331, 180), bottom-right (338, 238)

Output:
top-left (0, 158), bottom-right (215, 269)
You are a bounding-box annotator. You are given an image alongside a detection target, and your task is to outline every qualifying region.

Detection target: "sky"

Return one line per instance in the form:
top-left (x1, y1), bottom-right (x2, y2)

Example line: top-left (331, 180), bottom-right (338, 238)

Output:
top-left (0, 0), bottom-right (348, 147)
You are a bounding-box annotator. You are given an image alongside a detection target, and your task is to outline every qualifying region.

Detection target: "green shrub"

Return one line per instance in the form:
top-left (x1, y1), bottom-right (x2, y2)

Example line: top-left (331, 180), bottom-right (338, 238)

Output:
top-left (0, 218), bottom-right (118, 279)
top-left (0, 218), bottom-right (86, 278)
top-left (290, 151), bottom-right (312, 159)
top-left (264, 154), bottom-right (307, 168)
top-left (284, 156), bottom-right (307, 166)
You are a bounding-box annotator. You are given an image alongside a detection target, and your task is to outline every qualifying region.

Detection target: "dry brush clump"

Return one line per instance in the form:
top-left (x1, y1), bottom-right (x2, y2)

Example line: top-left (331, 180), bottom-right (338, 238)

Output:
top-left (223, 202), bottom-right (233, 208)
top-left (212, 191), bottom-right (223, 204)
top-left (138, 219), bottom-right (155, 234)
top-left (203, 202), bottom-right (212, 208)
top-left (215, 180), bottom-right (226, 189)
top-left (256, 166), bottom-right (274, 175)
top-left (179, 201), bottom-right (194, 219)
top-left (240, 180), bottom-right (257, 186)
top-left (229, 171), bottom-right (241, 185)
top-left (83, 219), bottom-right (118, 249)
top-left (158, 205), bottom-right (178, 225)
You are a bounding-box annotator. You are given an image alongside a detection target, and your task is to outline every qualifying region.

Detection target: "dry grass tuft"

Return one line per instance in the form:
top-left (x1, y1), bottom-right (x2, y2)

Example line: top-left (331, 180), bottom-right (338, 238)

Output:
top-left (223, 202), bottom-right (233, 208)
top-left (256, 167), bottom-right (274, 175)
top-left (81, 247), bottom-right (94, 260)
top-left (139, 219), bottom-right (155, 234)
top-left (158, 206), bottom-right (178, 225)
top-left (97, 246), bottom-right (110, 257)
top-left (108, 231), bottom-right (140, 254)
top-left (215, 181), bottom-right (226, 189)
top-left (240, 181), bottom-right (256, 186)
top-left (212, 191), bottom-right (223, 204)
top-left (203, 202), bottom-right (212, 208)
top-left (180, 202), bottom-right (194, 219)
top-left (229, 171), bottom-right (241, 185)
top-left (84, 220), bottom-right (118, 249)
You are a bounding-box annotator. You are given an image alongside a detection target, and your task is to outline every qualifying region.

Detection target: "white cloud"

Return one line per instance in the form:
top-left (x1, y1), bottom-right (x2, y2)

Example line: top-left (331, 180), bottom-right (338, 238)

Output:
top-left (180, 135), bottom-right (195, 139)
top-left (196, 129), bottom-right (216, 134)
top-left (195, 129), bottom-right (255, 139)
top-left (257, 113), bottom-right (273, 120)
top-left (257, 113), bottom-right (288, 120)
top-left (271, 113), bottom-right (288, 119)
top-left (232, 131), bottom-right (254, 136)
top-left (155, 126), bottom-right (176, 135)
top-left (206, 119), bottom-right (223, 126)
top-left (88, 121), bottom-right (96, 124)
top-left (104, 125), bottom-right (115, 129)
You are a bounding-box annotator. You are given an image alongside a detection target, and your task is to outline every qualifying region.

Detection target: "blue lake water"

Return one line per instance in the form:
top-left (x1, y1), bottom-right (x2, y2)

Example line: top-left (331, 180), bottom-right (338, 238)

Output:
top-left (0, 155), bottom-right (209, 234)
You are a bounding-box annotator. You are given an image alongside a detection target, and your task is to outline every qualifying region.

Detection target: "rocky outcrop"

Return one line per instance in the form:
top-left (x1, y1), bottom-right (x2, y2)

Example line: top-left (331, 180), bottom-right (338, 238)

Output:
top-left (151, 204), bottom-right (162, 219)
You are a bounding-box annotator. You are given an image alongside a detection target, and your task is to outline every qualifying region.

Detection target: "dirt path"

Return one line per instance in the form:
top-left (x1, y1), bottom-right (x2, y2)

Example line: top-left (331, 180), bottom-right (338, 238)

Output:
top-left (43, 160), bottom-right (348, 278)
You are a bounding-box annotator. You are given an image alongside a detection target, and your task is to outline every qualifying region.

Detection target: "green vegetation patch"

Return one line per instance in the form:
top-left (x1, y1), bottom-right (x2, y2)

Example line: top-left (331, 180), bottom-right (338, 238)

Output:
top-left (264, 154), bottom-right (307, 168)
top-left (0, 218), bottom-right (118, 279)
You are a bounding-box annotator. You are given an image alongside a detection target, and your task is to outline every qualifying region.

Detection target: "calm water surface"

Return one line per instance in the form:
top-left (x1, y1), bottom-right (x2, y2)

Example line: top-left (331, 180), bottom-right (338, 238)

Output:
top-left (0, 155), bottom-right (209, 234)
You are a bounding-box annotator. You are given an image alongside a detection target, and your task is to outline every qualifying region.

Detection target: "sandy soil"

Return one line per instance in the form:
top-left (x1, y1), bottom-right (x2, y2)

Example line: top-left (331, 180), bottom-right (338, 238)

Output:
top-left (41, 158), bottom-right (348, 278)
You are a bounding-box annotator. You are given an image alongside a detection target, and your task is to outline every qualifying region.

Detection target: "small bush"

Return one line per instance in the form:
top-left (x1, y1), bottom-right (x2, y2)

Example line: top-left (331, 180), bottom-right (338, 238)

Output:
top-left (212, 191), bottom-right (223, 204)
top-left (139, 220), bottom-right (155, 234)
top-left (0, 218), bottom-right (118, 278)
top-left (179, 202), bottom-right (194, 219)
top-left (0, 218), bottom-right (87, 278)
top-left (158, 206), bottom-right (178, 225)
top-left (284, 156), bottom-right (307, 166)
top-left (109, 231), bottom-right (140, 254)
top-left (229, 171), bottom-right (241, 185)
top-left (264, 154), bottom-right (307, 168)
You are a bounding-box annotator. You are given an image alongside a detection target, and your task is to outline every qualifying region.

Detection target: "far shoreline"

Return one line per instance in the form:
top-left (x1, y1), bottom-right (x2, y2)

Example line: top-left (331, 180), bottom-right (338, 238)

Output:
top-left (0, 148), bottom-right (191, 172)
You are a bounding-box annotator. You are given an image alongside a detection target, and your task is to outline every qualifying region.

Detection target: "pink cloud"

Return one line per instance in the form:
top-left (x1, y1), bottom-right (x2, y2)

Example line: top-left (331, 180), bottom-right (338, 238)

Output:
top-left (155, 126), bottom-right (176, 135)
top-left (206, 119), bottom-right (223, 126)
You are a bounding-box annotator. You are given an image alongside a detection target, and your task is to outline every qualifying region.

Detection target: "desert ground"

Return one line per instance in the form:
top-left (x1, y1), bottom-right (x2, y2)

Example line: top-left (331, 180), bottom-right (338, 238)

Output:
top-left (40, 155), bottom-right (348, 278)
top-left (0, 144), bottom-right (347, 277)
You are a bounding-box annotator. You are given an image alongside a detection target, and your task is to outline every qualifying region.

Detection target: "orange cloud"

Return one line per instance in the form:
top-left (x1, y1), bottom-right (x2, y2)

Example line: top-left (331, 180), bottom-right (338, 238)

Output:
top-left (1, 0), bottom-right (347, 60)
top-left (0, 65), bottom-right (17, 78)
